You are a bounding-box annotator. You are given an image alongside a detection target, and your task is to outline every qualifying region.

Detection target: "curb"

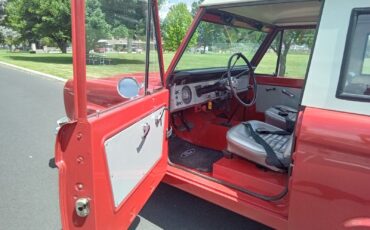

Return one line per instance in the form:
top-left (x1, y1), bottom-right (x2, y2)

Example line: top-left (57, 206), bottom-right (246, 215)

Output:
top-left (0, 61), bottom-right (67, 82)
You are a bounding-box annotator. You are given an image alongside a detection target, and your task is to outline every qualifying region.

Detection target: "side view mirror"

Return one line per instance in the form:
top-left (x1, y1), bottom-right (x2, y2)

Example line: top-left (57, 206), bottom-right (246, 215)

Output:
top-left (117, 77), bottom-right (141, 98)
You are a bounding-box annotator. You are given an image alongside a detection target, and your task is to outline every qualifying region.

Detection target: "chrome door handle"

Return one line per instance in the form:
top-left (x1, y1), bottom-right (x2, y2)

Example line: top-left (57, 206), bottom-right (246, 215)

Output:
top-left (281, 89), bottom-right (295, 98)
top-left (142, 123), bottom-right (150, 139)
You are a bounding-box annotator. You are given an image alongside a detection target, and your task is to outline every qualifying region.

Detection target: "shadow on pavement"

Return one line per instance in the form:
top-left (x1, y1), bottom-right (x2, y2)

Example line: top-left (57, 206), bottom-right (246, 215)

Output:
top-left (8, 55), bottom-right (73, 64)
top-left (130, 183), bottom-right (271, 230)
top-left (7, 55), bottom-right (146, 66)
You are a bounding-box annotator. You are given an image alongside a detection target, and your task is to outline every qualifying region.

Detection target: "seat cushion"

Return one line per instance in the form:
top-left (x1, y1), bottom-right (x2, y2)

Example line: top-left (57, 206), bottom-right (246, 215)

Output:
top-left (226, 120), bottom-right (292, 172)
top-left (265, 105), bottom-right (297, 131)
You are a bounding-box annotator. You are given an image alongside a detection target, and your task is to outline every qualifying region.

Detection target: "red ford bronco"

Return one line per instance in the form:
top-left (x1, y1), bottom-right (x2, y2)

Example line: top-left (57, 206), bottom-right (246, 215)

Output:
top-left (55, 0), bottom-right (370, 229)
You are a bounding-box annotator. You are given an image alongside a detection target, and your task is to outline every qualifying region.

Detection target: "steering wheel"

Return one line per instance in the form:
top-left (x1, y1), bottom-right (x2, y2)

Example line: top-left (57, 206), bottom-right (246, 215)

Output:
top-left (226, 53), bottom-right (257, 107)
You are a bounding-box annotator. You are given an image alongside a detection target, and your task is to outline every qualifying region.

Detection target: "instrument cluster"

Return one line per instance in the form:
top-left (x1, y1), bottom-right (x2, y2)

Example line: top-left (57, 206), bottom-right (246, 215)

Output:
top-left (170, 76), bottom-right (249, 112)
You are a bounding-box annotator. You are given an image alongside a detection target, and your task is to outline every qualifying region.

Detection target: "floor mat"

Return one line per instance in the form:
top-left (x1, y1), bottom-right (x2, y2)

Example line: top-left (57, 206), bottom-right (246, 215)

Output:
top-left (169, 137), bottom-right (224, 172)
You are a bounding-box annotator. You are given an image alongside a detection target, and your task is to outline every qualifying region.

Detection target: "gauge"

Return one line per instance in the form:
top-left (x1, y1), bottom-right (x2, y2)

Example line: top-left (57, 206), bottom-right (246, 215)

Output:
top-left (181, 86), bottom-right (192, 104)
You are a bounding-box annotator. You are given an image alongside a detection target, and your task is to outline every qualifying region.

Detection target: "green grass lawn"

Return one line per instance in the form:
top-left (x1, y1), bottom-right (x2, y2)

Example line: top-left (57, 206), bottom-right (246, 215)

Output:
top-left (0, 50), bottom-right (74, 78)
top-left (0, 49), bottom-right (310, 79)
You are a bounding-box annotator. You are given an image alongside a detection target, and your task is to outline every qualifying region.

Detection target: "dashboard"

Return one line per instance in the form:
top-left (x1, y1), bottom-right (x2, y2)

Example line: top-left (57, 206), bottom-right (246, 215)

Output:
top-left (170, 73), bottom-right (249, 112)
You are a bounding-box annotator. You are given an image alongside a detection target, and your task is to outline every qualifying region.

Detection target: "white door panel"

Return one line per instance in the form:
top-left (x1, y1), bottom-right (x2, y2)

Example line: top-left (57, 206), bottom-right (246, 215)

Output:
top-left (256, 85), bottom-right (302, 113)
top-left (104, 107), bottom-right (166, 207)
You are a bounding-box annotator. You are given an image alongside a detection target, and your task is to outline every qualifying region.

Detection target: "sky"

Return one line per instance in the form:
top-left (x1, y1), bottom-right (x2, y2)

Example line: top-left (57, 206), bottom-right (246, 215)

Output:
top-left (159, 0), bottom-right (197, 19)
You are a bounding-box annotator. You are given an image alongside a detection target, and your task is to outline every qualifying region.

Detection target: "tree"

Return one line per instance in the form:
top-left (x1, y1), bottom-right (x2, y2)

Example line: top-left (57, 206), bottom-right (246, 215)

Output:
top-left (191, 0), bottom-right (202, 16)
top-left (0, 30), bottom-right (4, 44)
top-left (85, 0), bottom-right (111, 52)
top-left (100, 0), bottom-right (150, 52)
top-left (101, 0), bottom-right (146, 28)
top-left (112, 25), bottom-right (129, 39)
top-left (0, 26), bottom-right (20, 49)
top-left (100, 0), bottom-right (147, 38)
top-left (4, 0), bottom-right (71, 53)
top-left (101, 0), bottom-right (165, 29)
top-left (190, 0), bottom-right (263, 55)
top-left (271, 30), bottom-right (314, 76)
top-left (35, 0), bottom-right (71, 53)
top-left (191, 0), bottom-right (213, 53)
top-left (5, 0), bottom-right (41, 46)
top-left (162, 3), bottom-right (196, 51)
top-left (0, 0), bottom-right (5, 20)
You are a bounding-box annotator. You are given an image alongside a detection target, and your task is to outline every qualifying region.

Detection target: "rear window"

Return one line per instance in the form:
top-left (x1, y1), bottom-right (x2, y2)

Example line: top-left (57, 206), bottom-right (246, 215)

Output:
top-left (337, 8), bottom-right (370, 102)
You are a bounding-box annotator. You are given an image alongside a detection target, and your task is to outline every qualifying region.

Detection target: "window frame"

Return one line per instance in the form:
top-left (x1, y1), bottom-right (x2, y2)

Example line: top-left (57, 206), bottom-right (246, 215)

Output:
top-left (83, 0), bottom-right (165, 119)
top-left (168, 10), bottom-right (273, 75)
top-left (147, 0), bottom-right (165, 92)
top-left (255, 25), bottom-right (316, 78)
top-left (336, 8), bottom-right (370, 102)
top-left (173, 20), bottom-right (269, 72)
top-left (360, 32), bottom-right (370, 75)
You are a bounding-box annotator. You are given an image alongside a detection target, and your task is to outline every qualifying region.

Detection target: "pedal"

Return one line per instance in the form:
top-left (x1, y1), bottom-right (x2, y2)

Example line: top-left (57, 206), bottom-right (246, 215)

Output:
top-left (222, 150), bottom-right (233, 159)
top-left (178, 122), bottom-right (194, 131)
top-left (219, 122), bottom-right (233, 127)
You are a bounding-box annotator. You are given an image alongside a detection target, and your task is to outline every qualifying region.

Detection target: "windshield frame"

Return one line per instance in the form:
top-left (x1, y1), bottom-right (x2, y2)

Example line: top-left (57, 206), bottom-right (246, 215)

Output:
top-left (165, 8), bottom-right (275, 79)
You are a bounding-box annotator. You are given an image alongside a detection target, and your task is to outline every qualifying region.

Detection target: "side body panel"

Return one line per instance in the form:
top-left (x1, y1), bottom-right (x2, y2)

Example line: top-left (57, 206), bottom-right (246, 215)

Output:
top-left (292, 0), bottom-right (370, 228)
top-left (289, 108), bottom-right (370, 229)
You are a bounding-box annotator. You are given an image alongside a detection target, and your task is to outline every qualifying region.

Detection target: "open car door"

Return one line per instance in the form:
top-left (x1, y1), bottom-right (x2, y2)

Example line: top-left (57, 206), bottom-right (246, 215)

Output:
top-left (55, 0), bottom-right (168, 229)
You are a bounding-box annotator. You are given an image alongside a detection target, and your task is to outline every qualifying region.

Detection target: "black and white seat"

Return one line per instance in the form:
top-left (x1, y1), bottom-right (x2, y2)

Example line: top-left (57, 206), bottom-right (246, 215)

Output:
top-left (226, 120), bottom-right (293, 172)
top-left (265, 105), bottom-right (298, 131)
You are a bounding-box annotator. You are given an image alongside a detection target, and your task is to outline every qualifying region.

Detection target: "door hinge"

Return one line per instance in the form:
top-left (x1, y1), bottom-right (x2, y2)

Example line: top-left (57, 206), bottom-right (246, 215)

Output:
top-left (166, 127), bottom-right (173, 139)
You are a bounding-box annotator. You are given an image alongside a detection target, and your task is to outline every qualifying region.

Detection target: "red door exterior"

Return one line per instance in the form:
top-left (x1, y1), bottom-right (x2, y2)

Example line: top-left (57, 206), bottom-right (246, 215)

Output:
top-left (55, 0), bottom-right (169, 229)
top-left (55, 91), bottom-right (169, 229)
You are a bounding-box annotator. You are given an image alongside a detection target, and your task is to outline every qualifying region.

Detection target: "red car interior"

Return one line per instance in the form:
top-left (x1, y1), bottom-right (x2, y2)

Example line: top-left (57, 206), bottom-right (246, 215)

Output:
top-left (56, 0), bottom-right (370, 229)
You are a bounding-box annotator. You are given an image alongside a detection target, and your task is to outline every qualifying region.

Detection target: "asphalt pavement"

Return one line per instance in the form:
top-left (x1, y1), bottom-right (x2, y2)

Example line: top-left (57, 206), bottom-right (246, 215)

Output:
top-left (0, 64), bottom-right (268, 230)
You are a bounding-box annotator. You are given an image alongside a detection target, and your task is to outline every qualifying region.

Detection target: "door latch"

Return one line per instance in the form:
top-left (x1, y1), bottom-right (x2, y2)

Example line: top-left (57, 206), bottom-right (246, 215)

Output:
top-left (155, 107), bottom-right (168, 126)
top-left (75, 198), bottom-right (90, 217)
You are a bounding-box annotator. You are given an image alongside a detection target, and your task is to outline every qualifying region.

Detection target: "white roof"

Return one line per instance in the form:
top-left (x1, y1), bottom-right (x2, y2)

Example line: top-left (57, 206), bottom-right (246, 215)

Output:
top-left (202, 0), bottom-right (317, 7)
top-left (201, 0), bottom-right (322, 26)
top-left (202, 0), bottom-right (264, 7)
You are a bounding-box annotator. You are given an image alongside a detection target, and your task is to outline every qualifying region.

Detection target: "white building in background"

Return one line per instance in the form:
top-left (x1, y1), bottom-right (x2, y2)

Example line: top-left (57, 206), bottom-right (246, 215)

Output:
top-left (96, 39), bottom-right (154, 53)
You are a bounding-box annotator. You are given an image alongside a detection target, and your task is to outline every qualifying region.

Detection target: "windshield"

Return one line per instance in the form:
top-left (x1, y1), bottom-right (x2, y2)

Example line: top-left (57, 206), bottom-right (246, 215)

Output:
top-left (175, 20), bottom-right (267, 71)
